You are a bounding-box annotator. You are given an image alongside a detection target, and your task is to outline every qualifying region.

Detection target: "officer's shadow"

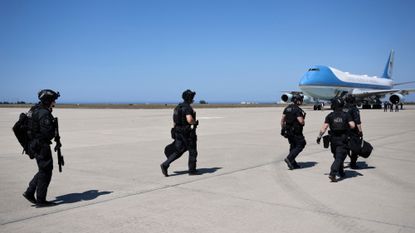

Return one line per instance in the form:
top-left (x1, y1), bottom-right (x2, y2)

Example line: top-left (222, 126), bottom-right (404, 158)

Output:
top-left (338, 170), bottom-right (364, 181)
top-left (53, 189), bottom-right (112, 204)
top-left (346, 161), bottom-right (376, 170)
top-left (296, 161), bottom-right (318, 169)
top-left (170, 167), bottom-right (222, 176)
top-left (323, 170), bottom-right (364, 181)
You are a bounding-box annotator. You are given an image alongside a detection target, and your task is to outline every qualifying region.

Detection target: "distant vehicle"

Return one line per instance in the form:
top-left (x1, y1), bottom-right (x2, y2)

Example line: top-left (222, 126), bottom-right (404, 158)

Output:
top-left (281, 50), bottom-right (415, 110)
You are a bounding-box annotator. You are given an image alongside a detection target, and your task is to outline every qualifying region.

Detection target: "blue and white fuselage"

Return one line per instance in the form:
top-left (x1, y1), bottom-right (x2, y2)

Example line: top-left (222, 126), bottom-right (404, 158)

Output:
top-left (281, 50), bottom-right (414, 108)
top-left (299, 65), bottom-right (393, 100)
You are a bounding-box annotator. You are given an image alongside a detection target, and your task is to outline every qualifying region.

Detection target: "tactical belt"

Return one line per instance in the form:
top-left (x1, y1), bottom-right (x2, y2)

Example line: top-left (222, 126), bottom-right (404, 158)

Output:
top-left (174, 125), bottom-right (191, 132)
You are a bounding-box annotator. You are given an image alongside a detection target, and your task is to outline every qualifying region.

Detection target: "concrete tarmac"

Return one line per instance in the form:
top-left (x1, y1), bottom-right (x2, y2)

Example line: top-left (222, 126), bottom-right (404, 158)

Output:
top-left (1, 106), bottom-right (414, 233)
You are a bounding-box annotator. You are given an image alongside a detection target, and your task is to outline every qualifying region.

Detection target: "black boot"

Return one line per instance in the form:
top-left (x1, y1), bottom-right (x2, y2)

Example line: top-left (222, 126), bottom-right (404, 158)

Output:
top-left (188, 169), bottom-right (201, 175)
top-left (329, 174), bottom-right (337, 182)
top-left (36, 200), bottom-right (57, 207)
top-left (160, 164), bottom-right (169, 177)
top-left (349, 162), bottom-right (358, 169)
top-left (284, 158), bottom-right (294, 170)
top-left (292, 160), bottom-right (301, 169)
top-left (22, 192), bottom-right (37, 204)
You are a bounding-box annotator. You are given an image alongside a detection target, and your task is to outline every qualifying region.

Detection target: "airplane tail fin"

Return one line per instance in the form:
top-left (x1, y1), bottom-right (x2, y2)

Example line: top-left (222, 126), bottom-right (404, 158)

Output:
top-left (382, 50), bottom-right (394, 79)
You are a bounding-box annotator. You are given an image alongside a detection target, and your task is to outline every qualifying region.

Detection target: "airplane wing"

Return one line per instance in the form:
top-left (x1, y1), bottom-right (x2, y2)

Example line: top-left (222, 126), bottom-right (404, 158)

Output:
top-left (280, 91), bottom-right (303, 94)
top-left (351, 89), bottom-right (415, 98)
top-left (399, 89), bottom-right (415, 95)
top-left (393, 81), bottom-right (415, 86)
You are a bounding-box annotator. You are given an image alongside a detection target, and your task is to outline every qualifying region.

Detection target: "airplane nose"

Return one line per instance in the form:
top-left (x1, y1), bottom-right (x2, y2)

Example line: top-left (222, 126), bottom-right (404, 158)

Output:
top-left (299, 73), bottom-right (312, 86)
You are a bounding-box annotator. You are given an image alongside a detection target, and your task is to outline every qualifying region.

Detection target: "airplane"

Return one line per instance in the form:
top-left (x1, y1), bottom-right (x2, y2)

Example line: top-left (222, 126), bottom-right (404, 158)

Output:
top-left (281, 50), bottom-right (415, 110)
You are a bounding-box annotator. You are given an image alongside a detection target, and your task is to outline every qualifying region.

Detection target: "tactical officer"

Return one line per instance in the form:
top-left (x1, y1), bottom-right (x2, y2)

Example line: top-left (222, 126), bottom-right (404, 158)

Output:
top-left (280, 94), bottom-right (306, 169)
top-left (22, 89), bottom-right (60, 206)
top-left (161, 89), bottom-right (199, 176)
top-left (344, 94), bottom-right (363, 169)
top-left (317, 97), bottom-right (355, 182)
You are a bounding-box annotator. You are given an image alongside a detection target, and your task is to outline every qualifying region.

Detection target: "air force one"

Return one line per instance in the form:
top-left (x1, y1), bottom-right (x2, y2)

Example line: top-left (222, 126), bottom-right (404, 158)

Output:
top-left (281, 50), bottom-right (415, 110)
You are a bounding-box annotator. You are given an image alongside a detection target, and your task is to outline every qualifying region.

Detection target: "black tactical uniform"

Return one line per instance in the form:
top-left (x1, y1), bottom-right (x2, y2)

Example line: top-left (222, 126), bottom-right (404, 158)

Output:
top-left (23, 89), bottom-right (59, 206)
top-left (324, 100), bottom-right (354, 181)
top-left (161, 90), bottom-right (198, 176)
top-left (383, 102), bottom-right (388, 112)
top-left (281, 95), bottom-right (306, 169)
top-left (344, 95), bottom-right (362, 169)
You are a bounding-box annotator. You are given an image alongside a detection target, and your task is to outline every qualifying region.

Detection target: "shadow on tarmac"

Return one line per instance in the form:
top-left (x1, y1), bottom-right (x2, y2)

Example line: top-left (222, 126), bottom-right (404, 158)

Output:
top-left (343, 170), bottom-right (363, 178)
top-left (296, 161), bottom-right (318, 169)
top-left (346, 161), bottom-right (376, 170)
top-left (53, 190), bottom-right (113, 204)
top-left (323, 170), bottom-right (364, 182)
top-left (171, 167), bottom-right (222, 176)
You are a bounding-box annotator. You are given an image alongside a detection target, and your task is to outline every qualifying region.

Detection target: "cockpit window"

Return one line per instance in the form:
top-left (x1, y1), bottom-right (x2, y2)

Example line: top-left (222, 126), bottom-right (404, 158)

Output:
top-left (308, 68), bottom-right (320, 71)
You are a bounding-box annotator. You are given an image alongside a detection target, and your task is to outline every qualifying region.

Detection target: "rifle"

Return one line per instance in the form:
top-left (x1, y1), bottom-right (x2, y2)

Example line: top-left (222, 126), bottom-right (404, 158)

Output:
top-left (192, 111), bottom-right (198, 131)
top-left (190, 111), bottom-right (198, 139)
top-left (54, 117), bottom-right (65, 172)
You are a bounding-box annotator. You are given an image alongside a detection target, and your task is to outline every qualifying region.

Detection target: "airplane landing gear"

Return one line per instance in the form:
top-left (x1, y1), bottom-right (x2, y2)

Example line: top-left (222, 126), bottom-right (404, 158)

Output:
top-left (372, 104), bottom-right (382, 109)
top-left (362, 104), bottom-right (372, 109)
top-left (313, 104), bottom-right (323, 110)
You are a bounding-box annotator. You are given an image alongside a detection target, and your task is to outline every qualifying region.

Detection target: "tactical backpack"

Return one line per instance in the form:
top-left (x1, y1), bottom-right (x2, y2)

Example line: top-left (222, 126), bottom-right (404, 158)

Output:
top-left (360, 140), bottom-right (373, 158)
top-left (173, 103), bottom-right (186, 126)
top-left (348, 135), bottom-right (362, 154)
top-left (12, 109), bottom-right (36, 159)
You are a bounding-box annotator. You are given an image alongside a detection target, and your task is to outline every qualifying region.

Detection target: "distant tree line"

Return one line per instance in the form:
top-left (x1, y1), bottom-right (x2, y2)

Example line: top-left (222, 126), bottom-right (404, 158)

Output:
top-left (0, 101), bottom-right (28, 104)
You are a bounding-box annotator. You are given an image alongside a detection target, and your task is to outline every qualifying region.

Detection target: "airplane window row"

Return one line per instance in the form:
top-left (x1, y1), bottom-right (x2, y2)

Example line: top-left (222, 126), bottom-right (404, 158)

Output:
top-left (308, 68), bottom-right (320, 71)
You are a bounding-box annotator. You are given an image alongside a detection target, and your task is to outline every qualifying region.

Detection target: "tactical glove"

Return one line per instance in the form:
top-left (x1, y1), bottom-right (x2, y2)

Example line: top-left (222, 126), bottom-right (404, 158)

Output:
top-left (54, 142), bottom-right (61, 152)
top-left (54, 136), bottom-right (62, 152)
top-left (316, 137), bottom-right (321, 144)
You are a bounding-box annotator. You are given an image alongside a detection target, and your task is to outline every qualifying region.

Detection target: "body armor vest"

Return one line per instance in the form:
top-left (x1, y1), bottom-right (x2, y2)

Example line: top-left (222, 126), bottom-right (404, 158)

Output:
top-left (285, 104), bottom-right (299, 125)
top-left (173, 103), bottom-right (193, 127)
top-left (330, 111), bottom-right (348, 133)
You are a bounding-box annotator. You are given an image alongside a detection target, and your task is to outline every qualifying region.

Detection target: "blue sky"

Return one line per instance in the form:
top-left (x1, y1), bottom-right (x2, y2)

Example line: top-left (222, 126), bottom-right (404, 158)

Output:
top-left (1, 0), bottom-right (415, 103)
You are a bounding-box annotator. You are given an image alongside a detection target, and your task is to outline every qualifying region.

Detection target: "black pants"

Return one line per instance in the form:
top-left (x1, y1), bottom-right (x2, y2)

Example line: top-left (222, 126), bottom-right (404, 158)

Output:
top-left (348, 133), bottom-right (360, 165)
top-left (349, 151), bottom-right (358, 165)
top-left (286, 134), bottom-right (306, 163)
top-left (26, 143), bottom-right (53, 202)
top-left (163, 131), bottom-right (198, 171)
top-left (330, 136), bottom-right (348, 176)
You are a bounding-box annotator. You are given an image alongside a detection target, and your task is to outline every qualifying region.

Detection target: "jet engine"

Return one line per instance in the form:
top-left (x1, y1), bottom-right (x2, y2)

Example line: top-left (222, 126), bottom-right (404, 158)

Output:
top-left (303, 95), bottom-right (311, 103)
top-left (389, 93), bottom-right (404, 104)
top-left (281, 93), bottom-right (312, 103)
top-left (281, 93), bottom-right (292, 103)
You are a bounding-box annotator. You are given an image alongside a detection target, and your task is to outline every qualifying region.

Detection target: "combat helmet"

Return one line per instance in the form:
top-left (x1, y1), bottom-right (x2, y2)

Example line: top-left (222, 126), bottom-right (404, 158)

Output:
top-left (182, 89), bottom-right (196, 103)
top-left (291, 94), bottom-right (304, 104)
top-left (38, 89), bottom-right (60, 105)
top-left (345, 94), bottom-right (356, 104)
top-left (331, 97), bottom-right (345, 110)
